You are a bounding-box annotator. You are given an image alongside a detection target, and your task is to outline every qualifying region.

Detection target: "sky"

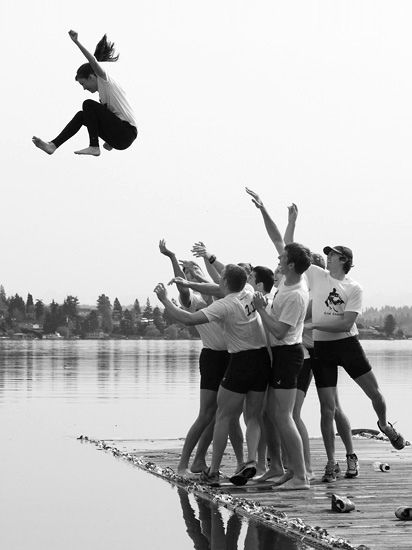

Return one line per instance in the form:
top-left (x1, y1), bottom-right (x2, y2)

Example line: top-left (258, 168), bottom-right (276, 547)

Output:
top-left (2, 1), bottom-right (412, 309)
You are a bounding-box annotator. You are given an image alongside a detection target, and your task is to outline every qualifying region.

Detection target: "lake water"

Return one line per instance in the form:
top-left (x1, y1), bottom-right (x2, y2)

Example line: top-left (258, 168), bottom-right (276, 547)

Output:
top-left (0, 339), bottom-right (410, 549)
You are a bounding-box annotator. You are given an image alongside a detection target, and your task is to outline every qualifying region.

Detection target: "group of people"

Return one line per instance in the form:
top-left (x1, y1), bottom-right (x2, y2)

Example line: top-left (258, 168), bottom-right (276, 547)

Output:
top-left (154, 188), bottom-right (406, 491)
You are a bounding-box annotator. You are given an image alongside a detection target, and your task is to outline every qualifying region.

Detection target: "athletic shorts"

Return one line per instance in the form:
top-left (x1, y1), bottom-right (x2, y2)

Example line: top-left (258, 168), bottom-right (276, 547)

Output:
top-left (296, 348), bottom-right (314, 394)
top-left (199, 348), bottom-right (230, 391)
top-left (269, 344), bottom-right (305, 390)
top-left (221, 347), bottom-right (271, 394)
top-left (313, 336), bottom-right (372, 388)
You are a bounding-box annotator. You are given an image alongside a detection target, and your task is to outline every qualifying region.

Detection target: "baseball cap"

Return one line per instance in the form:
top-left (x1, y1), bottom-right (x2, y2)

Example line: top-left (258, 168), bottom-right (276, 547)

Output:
top-left (323, 245), bottom-right (353, 266)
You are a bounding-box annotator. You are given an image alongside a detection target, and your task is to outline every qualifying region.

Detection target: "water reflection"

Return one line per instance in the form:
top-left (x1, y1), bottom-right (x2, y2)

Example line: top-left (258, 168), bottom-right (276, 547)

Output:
top-left (177, 488), bottom-right (304, 550)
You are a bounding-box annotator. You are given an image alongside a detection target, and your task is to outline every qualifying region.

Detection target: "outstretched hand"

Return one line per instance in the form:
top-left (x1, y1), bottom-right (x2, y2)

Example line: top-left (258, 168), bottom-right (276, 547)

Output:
top-left (154, 283), bottom-right (167, 301)
top-left (159, 238), bottom-right (174, 257)
top-left (287, 203), bottom-right (298, 223)
top-left (191, 241), bottom-right (209, 258)
top-left (68, 30), bottom-right (79, 42)
top-left (168, 276), bottom-right (190, 288)
top-left (253, 291), bottom-right (267, 310)
top-left (245, 187), bottom-right (264, 209)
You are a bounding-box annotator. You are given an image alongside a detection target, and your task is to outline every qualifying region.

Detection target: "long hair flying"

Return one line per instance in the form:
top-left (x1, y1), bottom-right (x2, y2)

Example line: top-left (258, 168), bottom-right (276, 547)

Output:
top-left (94, 34), bottom-right (119, 62)
top-left (76, 34), bottom-right (119, 80)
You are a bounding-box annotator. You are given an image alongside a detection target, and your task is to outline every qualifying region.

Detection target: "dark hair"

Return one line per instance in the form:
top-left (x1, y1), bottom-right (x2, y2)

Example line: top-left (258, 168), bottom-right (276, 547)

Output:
top-left (311, 252), bottom-right (326, 269)
top-left (237, 262), bottom-right (253, 276)
top-left (76, 34), bottom-right (119, 80)
top-left (284, 243), bottom-right (312, 275)
top-left (223, 264), bottom-right (247, 292)
top-left (252, 266), bottom-right (274, 293)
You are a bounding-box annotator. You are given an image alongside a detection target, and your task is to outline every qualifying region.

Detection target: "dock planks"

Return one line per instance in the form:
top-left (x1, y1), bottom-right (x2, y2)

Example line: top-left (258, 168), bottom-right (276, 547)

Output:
top-left (90, 436), bottom-right (412, 550)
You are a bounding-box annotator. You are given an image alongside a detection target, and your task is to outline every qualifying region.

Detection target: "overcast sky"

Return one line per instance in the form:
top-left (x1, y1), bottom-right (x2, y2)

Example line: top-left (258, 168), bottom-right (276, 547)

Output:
top-left (2, 1), bottom-right (412, 308)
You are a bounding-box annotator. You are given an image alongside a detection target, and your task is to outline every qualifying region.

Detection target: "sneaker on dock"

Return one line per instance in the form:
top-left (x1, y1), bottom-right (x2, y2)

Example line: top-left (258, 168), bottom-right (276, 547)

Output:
top-left (345, 453), bottom-right (359, 478)
top-left (378, 421), bottom-right (406, 450)
top-left (322, 462), bottom-right (338, 483)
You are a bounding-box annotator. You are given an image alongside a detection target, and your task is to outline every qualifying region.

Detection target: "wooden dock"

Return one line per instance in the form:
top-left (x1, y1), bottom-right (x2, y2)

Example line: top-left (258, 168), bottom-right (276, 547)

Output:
top-left (84, 436), bottom-right (412, 550)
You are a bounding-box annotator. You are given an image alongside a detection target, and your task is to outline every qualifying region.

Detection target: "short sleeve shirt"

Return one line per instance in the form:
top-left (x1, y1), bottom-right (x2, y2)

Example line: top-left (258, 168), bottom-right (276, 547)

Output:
top-left (180, 292), bottom-right (227, 351)
top-left (267, 280), bottom-right (309, 346)
top-left (305, 265), bottom-right (362, 341)
top-left (202, 288), bottom-right (266, 353)
top-left (97, 72), bottom-right (137, 127)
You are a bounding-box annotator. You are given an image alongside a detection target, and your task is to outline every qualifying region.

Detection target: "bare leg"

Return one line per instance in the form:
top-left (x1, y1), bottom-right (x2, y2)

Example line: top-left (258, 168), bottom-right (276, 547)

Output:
top-left (317, 386), bottom-right (338, 463)
top-left (293, 389), bottom-right (313, 479)
top-left (334, 392), bottom-right (354, 455)
top-left (354, 370), bottom-right (387, 427)
top-left (178, 389), bottom-right (217, 475)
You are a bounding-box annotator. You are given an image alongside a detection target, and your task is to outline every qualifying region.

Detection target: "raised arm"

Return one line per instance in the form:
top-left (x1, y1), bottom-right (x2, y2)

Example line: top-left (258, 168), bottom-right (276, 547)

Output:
top-left (159, 239), bottom-right (191, 307)
top-left (68, 30), bottom-right (106, 79)
top-left (245, 188), bottom-right (284, 254)
top-left (168, 277), bottom-right (224, 298)
top-left (191, 242), bottom-right (224, 282)
top-left (154, 283), bottom-right (209, 326)
top-left (284, 203), bottom-right (298, 245)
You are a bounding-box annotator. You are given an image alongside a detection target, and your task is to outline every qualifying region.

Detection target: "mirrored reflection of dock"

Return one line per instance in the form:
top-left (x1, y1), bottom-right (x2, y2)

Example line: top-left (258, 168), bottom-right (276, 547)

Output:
top-left (84, 436), bottom-right (412, 550)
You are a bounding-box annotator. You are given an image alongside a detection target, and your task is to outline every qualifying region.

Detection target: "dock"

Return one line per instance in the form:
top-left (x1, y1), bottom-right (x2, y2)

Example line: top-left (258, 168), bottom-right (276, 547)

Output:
top-left (81, 435), bottom-right (412, 550)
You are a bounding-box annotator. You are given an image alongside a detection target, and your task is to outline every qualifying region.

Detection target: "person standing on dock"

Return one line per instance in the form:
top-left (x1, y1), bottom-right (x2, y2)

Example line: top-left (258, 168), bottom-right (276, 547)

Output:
top-left (154, 264), bottom-right (271, 486)
top-left (158, 240), bottom-right (244, 477)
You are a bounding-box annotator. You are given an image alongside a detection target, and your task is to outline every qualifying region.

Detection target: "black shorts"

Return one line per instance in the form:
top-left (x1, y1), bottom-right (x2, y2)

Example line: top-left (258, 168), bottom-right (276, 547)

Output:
top-left (296, 348), bottom-right (314, 394)
top-left (221, 347), bottom-right (271, 394)
top-left (270, 344), bottom-right (305, 390)
top-left (199, 348), bottom-right (230, 391)
top-left (313, 336), bottom-right (372, 388)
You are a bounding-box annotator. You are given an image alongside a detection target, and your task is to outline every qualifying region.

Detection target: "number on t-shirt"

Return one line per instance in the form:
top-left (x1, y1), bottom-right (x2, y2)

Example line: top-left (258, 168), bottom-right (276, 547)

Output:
top-left (245, 302), bottom-right (256, 316)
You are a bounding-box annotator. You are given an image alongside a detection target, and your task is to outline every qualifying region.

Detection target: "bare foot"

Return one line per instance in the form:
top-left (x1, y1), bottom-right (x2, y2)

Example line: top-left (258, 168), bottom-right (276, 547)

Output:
top-left (272, 478), bottom-right (310, 491)
top-left (74, 146), bottom-right (100, 156)
top-left (190, 461), bottom-right (207, 474)
top-left (32, 137), bottom-right (56, 155)
top-left (272, 471), bottom-right (294, 486)
top-left (257, 468), bottom-right (286, 482)
top-left (103, 142), bottom-right (113, 151)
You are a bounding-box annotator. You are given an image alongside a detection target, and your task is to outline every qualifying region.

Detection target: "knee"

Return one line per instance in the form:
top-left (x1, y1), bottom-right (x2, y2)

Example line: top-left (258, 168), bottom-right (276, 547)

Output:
top-left (320, 402), bottom-right (335, 420)
top-left (82, 99), bottom-right (97, 111)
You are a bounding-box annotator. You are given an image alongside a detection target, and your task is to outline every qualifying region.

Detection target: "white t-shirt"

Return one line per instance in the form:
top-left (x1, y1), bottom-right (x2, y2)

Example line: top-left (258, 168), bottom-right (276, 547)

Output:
top-left (267, 280), bottom-right (309, 347)
top-left (202, 287), bottom-right (266, 354)
top-left (181, 292), bottom-right (227, 351)
top-left (97, 72), bottom-right (137, 127)
top-left (305, 265), bottom-right (362, 342)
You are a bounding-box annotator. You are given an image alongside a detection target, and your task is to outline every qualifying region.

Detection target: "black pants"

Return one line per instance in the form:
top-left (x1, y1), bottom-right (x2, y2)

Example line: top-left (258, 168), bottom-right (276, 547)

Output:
top-left (51, 100), bottom-right (137, 149)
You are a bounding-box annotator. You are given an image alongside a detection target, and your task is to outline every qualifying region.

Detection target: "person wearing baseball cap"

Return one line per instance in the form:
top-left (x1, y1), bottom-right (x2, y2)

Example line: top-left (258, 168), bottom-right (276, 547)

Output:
top-left (304, 243), bottom-right (406, 483)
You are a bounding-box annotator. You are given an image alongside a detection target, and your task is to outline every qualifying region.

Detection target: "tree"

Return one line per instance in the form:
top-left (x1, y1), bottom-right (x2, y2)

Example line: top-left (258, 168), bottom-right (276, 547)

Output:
top-left (112, 298), bottom-right (123, 324)
top-left (133, 299), bottom-right (141, 316)
top-left (143, 298), bottom-right (153, 320)
top-left (81, 310), bottom-right (99, 336)
top-left (43, 300), bottom-right (65, 334)
top-left (8, 294), bottom-right (26, 323)
top-left (0, 285), bottom-right (8, 320)
top-left (34, 300), bottom-right (45, 323)
top-left (120, 309), bottom-right (134, 336)
top-left (153, 306), bottom-right (166, 334)
top-left (145, 325), bottom-right (161, 338)
top-left (97, 294), bottom-right (113, 333)
top-left (25, 293), bottom-right (35, 321)
top-left (383, 314), bottom-right (396, 337)
top-left (62, 296), bottom-right (79, 320)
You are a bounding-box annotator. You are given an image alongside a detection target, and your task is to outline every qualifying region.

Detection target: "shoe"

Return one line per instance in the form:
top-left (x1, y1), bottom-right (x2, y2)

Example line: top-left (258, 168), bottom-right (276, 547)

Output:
top-left (334, 462), bottom-right (341, 476)
top-left (345, 453), bottom-right (359, 478)
top-left (395, 506), bottom-right (412, 520)
top-left (322, 462), bottom-right (337, 483)
top-left (229, 460), bottom-right (257, 486)
top-left (378, 421), bottom-right (406, 450)
top-left (199, 467), bottom-right (220, 486)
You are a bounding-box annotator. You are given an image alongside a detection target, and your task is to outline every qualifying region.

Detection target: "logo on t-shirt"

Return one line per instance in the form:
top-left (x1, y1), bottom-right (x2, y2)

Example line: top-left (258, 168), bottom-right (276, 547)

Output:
top-left (325, 288), bottom-right (345, 312)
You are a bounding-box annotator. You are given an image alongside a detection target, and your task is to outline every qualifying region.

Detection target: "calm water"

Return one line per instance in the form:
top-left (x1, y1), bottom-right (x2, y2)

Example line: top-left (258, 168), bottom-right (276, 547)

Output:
top-left (0, 339), bottom-right (411, 549)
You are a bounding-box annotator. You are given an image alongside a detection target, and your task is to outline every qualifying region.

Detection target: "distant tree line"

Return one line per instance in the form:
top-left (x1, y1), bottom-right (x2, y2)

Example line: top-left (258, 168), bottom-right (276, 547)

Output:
top-left (359, 306), bottom-right (412, 339)
top-left (0, 285), bottom-right (199, 340)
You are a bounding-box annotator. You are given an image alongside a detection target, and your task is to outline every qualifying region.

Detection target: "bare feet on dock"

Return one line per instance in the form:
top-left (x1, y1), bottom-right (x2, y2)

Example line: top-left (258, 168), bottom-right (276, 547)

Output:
top-left (178, 468), bottom-right (200, 480)
top-left (190, 460), bottom-right (207, 474)
top-left (272, 477), bottom-right (310, 491)
top-left (74, 146), bottom-right (100, 156)
top-left (103, 142), bottom-right (113, 151)
top-left (32, 137), bottom-right (56, 155)
top-left (271, 471), bottom-right (294, 486)
top-left (256, 468), bottom-right (286, 482)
